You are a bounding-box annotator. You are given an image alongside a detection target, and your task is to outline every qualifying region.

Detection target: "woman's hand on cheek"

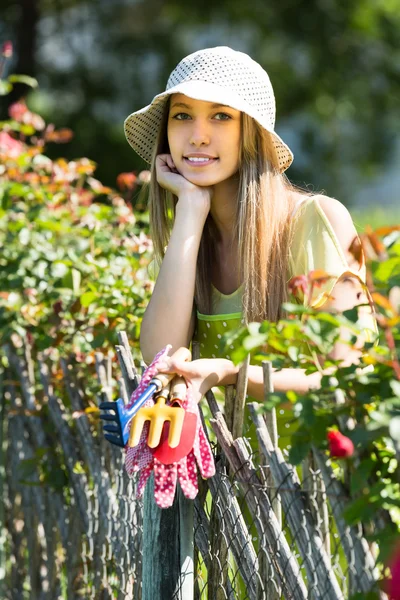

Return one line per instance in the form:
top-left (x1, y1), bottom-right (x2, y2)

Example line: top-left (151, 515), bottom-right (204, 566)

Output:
top-left (155, 154), bottom-right (212, 214)
top-left (156, 357), bottom-right (238, 404)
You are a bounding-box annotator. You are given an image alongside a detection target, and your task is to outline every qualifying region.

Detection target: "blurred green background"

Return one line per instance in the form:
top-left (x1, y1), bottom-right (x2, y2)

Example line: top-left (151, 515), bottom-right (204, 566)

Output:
top-left (1, 0), bottom-right (400, 213)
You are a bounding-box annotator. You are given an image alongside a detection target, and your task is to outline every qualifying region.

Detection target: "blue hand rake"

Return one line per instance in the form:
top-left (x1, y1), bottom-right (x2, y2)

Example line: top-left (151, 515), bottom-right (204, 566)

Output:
top-left (99, 372), bottom-right (174, 447)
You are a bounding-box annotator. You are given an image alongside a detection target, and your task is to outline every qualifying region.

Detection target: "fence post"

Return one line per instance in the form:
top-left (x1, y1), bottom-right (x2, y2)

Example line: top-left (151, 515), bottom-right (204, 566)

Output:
top-left (142, 479), bottom-right (193, 600)
top-left (115, 333), bottom-right (194, 600)
top-left (258, 360), bottom-right (281, 600)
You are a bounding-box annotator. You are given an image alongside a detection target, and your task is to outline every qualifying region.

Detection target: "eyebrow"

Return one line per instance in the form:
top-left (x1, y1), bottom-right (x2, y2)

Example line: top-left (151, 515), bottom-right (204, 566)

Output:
top-left (170, 101), bottom-right (232, 110)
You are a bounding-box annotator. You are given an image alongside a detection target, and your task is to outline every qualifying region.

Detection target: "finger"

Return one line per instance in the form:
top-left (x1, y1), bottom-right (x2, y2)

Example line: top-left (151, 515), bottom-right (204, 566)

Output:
top-left (155, 357), bottom-right (174, 372)
top-left (164, 359), bottom-right (194, 379)
top-left (155, 154), bottom-right (171, 171)
top-left (166, 155), bottom-right (175, 170)
top-left (156, 359), bottom-right (190, 377)
top-left (156, 347), bottom-right (191, 373)
top-left (156, 153), bottom-right (171, 164)
top-left (170, 375), bottom-right (187, 402)
top-left (170, 346), bottom-right (192, 362)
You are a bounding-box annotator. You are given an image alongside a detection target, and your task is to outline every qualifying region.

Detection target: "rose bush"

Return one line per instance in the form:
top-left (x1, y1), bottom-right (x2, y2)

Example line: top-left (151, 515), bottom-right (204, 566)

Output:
top-left (0, 85), bottom-right (154, 475)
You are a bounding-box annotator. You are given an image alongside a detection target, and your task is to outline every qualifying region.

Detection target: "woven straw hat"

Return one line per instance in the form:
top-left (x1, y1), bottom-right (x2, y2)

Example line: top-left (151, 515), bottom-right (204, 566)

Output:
top-left (124, 46), bottom-right (293, 173)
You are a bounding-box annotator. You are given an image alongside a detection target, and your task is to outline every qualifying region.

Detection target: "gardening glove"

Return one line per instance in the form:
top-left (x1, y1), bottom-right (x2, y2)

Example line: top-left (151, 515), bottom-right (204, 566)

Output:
top-left (124, 345), bottom-right (215, 508)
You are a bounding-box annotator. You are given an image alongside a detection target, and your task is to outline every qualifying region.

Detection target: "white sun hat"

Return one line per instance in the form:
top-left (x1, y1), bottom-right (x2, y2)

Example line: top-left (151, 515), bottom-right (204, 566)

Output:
top-left (124, 46), bottom-right (293, 173)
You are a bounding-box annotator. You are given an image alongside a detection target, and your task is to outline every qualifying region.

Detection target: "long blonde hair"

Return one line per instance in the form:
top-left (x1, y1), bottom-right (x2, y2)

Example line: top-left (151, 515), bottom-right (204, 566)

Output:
top-left (147, 100), bottom-right (310, 323)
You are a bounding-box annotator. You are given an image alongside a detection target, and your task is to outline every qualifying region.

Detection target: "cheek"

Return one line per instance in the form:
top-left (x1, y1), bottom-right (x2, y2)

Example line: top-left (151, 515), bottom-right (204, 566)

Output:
top-left (227, 138), bottom-right (241, 169)
top-left (167, 122), bottom-right (179, 155)
top-left (166, 127), bottom-right (174, 154)
top-left (226, 128), bottom-right (241, 163)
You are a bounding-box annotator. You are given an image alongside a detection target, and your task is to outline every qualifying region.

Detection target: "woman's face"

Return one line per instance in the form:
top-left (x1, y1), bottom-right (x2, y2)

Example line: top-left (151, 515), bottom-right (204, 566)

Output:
top-left (167, 94), bottom-right (241, 187)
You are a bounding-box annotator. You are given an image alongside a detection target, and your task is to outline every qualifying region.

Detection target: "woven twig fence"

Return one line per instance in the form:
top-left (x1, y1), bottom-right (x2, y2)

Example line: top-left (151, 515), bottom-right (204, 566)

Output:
top-left (1, 333), bottom-right (386, 599)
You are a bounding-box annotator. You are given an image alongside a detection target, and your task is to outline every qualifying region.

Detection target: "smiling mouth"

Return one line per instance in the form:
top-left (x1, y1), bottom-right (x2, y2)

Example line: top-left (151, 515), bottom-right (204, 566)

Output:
top-left (183, 157), bottom-right (218, 167)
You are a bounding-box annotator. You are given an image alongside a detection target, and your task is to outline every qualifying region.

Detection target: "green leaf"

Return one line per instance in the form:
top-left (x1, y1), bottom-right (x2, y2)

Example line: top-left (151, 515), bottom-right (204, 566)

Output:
top-left (350, 458), bottom-right (375, 495)
top-left (261, 393), bottom-right (284, 411)
top-left (8, 74), bottom-right (39, 88)
top-left (61, 268), bottom-right (81, 294)
top-left (91, 333), bottom-right (106, 348)
top-left (247, 322), bottom-right (261, 336)
top-left (389, 416), bottom-right (400, 441)
top-left (349, 592), bottom-right (380, 600)
top-left (390, 380), bottom-right (400, 398)
top-left (286, 390), bottom-right (298, 403)
top-left (343, 494), bottom-right (378, 525)
top-left (73, 461), bottom-right (86, 474)
top-left (0, 80), bottom-right (12, 95)
top-left (342, 306), bottom-right (360, 324)
top-left (80, 291), bottom-right (98, 307)
top-left (282, 302), bottom-right (310, 315)
top-left (242, 333), bottom-right (266, 351)
top-left (288, 441), bottom-right (311, 465)
top-left (374, 257), bottom-right (400, 282)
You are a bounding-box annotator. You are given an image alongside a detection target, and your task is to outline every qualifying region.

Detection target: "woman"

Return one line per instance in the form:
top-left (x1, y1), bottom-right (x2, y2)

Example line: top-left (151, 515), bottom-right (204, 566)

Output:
top-left (124, 46), bottom-right (373, 405)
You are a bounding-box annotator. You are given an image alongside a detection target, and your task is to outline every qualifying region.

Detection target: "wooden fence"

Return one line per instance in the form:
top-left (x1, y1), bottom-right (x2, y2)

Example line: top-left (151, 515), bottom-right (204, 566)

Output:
top-left (1, 332), bottom-right (386, 599)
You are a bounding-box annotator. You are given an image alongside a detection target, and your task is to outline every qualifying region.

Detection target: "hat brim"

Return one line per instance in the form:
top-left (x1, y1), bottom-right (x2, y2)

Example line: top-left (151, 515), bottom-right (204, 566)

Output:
top-left (124, 80), bottom-right (293, 172)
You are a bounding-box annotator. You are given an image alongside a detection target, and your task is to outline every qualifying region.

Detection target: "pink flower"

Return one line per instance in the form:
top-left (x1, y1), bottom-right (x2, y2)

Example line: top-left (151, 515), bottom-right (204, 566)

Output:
top-left (22, 110), bottom-right (45, 131)
top-left (9, 101), bottom-right (45, 131)
top-left (327, 430), bottom-right (354, 458)
top-left (9, 101), bottom-right (28, 121)
top-left (0, 131), bottom-right (25, 158)
top-left (1, 41), bottom-right (13, 58)
top-left (288, 274), bottom-right (308, 298)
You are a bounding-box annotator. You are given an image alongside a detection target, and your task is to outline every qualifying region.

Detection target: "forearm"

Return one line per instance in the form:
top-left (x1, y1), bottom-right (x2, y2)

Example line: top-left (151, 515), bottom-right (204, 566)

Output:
top-left (140, 206), bottom-right (206, 362)
top-left (218, 363), bottom-right (322, 401)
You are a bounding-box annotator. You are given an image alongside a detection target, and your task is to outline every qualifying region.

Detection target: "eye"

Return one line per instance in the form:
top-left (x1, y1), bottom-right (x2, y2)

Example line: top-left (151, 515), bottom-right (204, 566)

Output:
top-left (171, 112), bottom-right (191, 120)
top-left (214, 112), bottom-right (232, 120)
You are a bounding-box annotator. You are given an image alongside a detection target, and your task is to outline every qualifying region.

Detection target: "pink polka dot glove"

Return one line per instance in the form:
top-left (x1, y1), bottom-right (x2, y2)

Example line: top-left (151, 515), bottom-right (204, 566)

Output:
top-left (125, 346), bottom-right (215, 508)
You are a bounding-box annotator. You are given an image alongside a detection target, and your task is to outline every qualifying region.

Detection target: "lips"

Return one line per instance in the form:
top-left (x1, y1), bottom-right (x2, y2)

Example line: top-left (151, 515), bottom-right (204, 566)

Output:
top-left (183, 156), bottom-right (218, 167)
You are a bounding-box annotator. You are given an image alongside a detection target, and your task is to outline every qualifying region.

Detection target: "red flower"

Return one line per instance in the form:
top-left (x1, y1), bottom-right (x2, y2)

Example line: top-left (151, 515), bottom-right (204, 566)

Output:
top-left (385, 542), bottom-right (400, 600)
top-left (1, 41), bottom-right (13, 58)
top-left (327, 430), bottom-right (354, 458)
top-left (288, 274), bottom-right (308, 298)
top-left (117, 172), bottom-right (137, 191)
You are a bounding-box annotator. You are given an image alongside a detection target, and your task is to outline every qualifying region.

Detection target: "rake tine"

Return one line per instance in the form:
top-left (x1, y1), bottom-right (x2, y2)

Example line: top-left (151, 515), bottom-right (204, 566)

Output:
top-left (104, 433), bottom-right (124, 447)
top-left (99, 413), bottom-right (118, 422)
top-left (103, 424), bottom-right (120, 434)
top-left (99, 401), bottom-right (118, 411)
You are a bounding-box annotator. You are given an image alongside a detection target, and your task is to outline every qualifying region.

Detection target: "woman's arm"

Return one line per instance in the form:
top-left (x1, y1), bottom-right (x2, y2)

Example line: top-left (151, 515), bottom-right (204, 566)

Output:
top-left (154, 357), bottom-right (322, 404)
top-left (140, 202), bottom-right (204, 362)
top-left (140, 155), bottom-right (212, 363)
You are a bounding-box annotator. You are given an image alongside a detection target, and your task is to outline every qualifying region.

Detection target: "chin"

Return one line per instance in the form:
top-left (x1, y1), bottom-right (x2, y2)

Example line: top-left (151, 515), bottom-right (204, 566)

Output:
top-left (183, 171), bottom-right (224, 187)
top-left (186, 177), bottom-right (217, 187)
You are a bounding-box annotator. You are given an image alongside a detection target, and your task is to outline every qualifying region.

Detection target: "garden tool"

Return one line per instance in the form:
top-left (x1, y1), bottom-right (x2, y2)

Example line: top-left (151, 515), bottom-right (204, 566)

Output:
top-left (152, 376), bottom-right (198, 464)
top-left (100, 346), bottom-right (190, 448)
top-left (125, 348), bottom-right (215, 509)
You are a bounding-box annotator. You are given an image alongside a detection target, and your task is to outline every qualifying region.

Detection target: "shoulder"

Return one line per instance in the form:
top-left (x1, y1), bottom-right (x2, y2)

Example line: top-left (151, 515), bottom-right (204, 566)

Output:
top-left (314, 195), bottom-right (358, 260)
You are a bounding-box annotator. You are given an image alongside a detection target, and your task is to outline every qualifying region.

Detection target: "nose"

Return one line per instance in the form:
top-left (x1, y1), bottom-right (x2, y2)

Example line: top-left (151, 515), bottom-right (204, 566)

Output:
top-left (189, 118), bottom-right (210, 147)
